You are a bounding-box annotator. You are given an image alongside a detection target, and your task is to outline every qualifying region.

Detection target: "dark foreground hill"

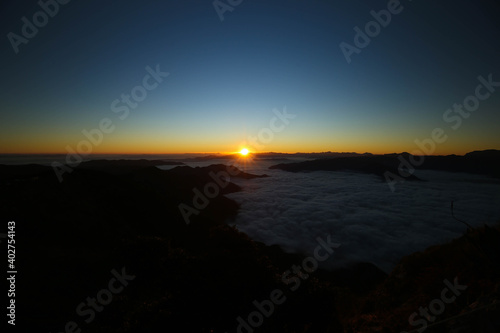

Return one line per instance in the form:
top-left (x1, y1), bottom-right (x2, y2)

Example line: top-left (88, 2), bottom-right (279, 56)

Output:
top-left (337, 225), bottom-right (500, 332)
top-left (1, 160), bottom-right (499, 332)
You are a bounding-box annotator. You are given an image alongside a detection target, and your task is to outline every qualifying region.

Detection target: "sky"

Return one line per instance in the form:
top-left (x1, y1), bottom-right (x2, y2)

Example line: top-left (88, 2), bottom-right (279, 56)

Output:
top-left (1, 0), bottom-right (499, 155)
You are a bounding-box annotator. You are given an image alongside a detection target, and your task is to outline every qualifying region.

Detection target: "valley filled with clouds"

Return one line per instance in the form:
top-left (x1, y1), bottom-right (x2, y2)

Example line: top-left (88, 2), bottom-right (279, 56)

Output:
top-left (226, 162), bottom-right (500, 272)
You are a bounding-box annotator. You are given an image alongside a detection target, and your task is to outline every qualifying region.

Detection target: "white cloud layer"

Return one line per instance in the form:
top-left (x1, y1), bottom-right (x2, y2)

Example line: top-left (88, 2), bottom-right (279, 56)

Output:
top-left (223, 160), bottom-right (500, 273)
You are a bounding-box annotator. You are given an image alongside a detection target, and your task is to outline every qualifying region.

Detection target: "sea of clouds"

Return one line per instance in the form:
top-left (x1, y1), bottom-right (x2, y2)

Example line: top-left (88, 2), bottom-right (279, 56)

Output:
top-left (219, 159), bottom-right (500, 273)
top-left (5, 154), bottom-right (499, 273)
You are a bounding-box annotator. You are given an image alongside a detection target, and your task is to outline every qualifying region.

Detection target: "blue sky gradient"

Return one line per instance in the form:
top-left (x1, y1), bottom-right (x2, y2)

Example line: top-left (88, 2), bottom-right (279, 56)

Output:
top-left (1, 0), bottom-right (499, 154)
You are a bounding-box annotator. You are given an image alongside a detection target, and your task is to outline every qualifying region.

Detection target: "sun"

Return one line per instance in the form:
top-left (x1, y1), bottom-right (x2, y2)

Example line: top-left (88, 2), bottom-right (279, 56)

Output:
top-left (239, 148), bottom-right (249, 156)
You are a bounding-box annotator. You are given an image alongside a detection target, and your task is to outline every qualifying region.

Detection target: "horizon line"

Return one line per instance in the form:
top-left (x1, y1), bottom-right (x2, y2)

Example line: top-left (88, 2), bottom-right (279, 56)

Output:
top-left (0, 149), bottom-right (498, 157)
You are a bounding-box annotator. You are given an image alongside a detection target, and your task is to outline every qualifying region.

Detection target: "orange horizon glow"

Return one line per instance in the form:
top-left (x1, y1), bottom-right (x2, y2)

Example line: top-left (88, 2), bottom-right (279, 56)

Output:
top-left (0, 142), bottom-right (495, 156)
top-left (1, 127), bottom-right (496, 156)
top-left (0, 147), bottom-right (493, 156)
top-left (0, 134), bottom-right (495, 156)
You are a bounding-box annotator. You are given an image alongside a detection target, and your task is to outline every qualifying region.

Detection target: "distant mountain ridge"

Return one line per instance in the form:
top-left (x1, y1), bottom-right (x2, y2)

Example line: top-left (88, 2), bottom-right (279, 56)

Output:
top-left (269, 149), bottom-right (500, 179)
